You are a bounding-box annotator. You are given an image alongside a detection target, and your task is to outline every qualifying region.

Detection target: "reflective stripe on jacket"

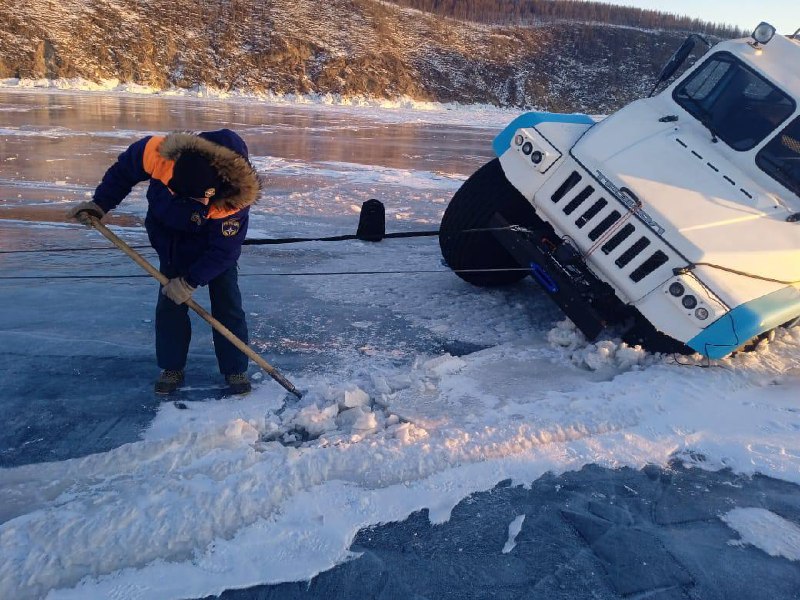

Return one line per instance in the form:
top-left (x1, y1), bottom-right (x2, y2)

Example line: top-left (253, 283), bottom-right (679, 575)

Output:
top-left (92, 129), bottom-right (260, 287)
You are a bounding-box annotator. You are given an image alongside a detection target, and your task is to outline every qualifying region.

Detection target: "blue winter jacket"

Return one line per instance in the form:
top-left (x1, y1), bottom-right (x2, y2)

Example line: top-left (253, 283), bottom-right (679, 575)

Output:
top-left (92, 129), bottom-right (260, 287)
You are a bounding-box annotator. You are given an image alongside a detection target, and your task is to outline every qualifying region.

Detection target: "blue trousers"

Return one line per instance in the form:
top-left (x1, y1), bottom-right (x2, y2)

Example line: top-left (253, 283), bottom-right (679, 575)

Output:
top-left (156, 264), bottom-right (249, 375)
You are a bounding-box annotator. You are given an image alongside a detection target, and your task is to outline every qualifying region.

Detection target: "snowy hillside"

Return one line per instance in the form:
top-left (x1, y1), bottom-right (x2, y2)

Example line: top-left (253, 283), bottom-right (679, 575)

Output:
top-left (0, 0), bottom-right (701, 112)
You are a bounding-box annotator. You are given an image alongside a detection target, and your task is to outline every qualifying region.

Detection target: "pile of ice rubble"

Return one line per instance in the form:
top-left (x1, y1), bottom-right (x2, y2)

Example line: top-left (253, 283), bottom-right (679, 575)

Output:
top-left (269, 318), bottom-right (655, 448)
top-left (262, 382), bottom-right (416, 446)
top-left (263, 352), bottom-right (467, 446)
top-left (547, 318), bottom-right (655, 371)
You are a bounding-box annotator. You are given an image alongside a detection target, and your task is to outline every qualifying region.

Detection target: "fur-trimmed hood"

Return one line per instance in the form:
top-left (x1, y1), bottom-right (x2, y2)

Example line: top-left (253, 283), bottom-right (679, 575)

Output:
top-left (159, 130), bottom-right (261, 211)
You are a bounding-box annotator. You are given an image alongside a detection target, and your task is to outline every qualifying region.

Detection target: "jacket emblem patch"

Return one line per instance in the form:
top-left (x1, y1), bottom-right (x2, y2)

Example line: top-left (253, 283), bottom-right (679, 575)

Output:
top-left (221, 219), bottom-right (240, 237)
top-left (191, 212), bottom-right (203, 225)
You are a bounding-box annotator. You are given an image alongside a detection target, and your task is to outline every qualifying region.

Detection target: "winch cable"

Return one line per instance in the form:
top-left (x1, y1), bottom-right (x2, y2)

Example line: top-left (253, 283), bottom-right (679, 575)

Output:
top-left (0, 225), bottom-right (517, 255)
top-left (242, 230), bottom-right (439, 245)
top-left (0, 244), bottom-right (152, 255)
top-left (582, 210), bottom-right (637, 258)
top-left (0, 266), bottom-right (534, 282)
top-left (0, 223), bottom-right (536, 281)
top-left (579, 208), bottom-right (800, 286)
top-left (582, 199), bottom-right (642, 259)
top-left (3, 223), bottom-right (799, 286)
top-left (681, 262), bottom-right (800, 286)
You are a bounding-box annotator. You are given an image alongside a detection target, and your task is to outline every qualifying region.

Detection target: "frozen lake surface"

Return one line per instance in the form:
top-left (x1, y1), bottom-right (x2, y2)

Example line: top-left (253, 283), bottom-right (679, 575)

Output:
top-left (1, 89), bottom-right (800, 599)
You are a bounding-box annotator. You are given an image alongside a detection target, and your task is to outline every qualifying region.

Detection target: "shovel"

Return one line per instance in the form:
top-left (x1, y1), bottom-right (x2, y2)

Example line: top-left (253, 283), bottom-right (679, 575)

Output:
top-left (88, 215), bottom-right (303, 399)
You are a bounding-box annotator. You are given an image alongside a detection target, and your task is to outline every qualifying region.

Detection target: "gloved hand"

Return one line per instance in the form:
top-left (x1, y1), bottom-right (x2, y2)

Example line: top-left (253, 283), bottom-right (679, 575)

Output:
top-left (66, 201), bottom-right (105, 226)
top-left (161, 277), bottom-right (196, 305)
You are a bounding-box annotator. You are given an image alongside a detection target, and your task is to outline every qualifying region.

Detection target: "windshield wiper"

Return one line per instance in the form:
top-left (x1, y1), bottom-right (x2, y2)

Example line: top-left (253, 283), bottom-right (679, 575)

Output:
top-left (680, 93), bottom-right (718, 143)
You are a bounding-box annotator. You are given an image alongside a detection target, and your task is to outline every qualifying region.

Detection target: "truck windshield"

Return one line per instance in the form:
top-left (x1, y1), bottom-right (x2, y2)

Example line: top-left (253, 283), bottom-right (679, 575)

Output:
top-left (673, 52), bottom-right (795, 151)
top-left (757, 116), bottom-right (800, 198)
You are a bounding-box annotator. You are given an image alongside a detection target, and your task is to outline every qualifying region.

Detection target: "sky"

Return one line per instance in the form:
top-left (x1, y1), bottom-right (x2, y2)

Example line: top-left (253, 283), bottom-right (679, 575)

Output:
top-left (596, 0), bottom-right (800, 33)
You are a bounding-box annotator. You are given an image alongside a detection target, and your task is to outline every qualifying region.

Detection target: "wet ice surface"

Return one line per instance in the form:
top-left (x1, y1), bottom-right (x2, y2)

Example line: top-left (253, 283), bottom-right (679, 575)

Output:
top-left (0, 89), bottom-right (497, 225)
top-left (2, 90), bottom-right (800, 600)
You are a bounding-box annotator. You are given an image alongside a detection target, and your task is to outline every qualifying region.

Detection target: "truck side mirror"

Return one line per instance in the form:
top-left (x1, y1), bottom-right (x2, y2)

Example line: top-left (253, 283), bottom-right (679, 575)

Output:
top-left (658, 37), bottom-right (696, 83)
top-left (649, 34), bottom-right (708, 97)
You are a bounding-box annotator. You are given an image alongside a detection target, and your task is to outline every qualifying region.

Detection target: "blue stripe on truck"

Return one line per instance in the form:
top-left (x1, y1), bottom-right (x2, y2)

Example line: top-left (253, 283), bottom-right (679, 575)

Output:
top-left (492, 112), bottom-right (595, 157)
top-left (688, 286), bottom-right (800, 359)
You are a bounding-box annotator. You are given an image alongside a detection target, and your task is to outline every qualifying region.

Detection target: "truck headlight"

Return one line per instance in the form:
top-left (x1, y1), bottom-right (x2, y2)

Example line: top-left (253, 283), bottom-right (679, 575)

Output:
top-left (669, 282), bottom-right (684, 297)
top-left (512, 129), bottom-right (559, 174)
top-left (663, 275), bottom-right (727, 324)
top-left (752, 22), bottom-right (776, 45)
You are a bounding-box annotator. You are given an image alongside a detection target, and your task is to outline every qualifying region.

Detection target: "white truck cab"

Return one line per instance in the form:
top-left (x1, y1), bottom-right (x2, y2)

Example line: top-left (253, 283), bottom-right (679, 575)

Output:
top-left (440, 24), bottom-right (800, 358)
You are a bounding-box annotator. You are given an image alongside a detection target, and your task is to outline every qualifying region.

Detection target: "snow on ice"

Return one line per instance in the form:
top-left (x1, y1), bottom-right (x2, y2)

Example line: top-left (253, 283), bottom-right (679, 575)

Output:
top-left (722, 508), bottom-right (800, 561)
top-left (2, 324), bottom-right (800, 599)
top-left (501, 515), bottom-right (526, 554)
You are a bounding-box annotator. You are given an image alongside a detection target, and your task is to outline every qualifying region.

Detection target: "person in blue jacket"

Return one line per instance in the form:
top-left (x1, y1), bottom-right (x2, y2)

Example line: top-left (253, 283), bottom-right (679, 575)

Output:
top-left (67, 129), bottom-right (261, 395)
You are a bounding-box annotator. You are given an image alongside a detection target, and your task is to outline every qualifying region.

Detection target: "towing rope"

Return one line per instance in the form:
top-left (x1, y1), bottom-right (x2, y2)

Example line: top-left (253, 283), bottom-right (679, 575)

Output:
top-left (0, 225), bottom-right (515, 256)
top-left (0, 234), bottom-right (441, 255)
top-left (582, 194), bottom-right (642, 259)
top-left (582, 209), bottom-right (637, 258)
top-left (685, 262), bottom-right (800, 286)
top-left (0, 266), bottom-right (534, 281)
top-left (0, 224), bottom-right (534, 281)
top-left (0, 244), bottom-right (152, 255)
top-left (3, 223), bottom-right (796, 286)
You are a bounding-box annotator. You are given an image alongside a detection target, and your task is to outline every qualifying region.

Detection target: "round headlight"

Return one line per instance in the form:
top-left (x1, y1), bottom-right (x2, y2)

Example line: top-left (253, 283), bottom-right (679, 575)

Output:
top-left (682, 295), bottom-right (697, 309)
top-left (668, 282), bottom-right (684, 297)
top-left (531, 150), bottom-right (543, 164)
top-left (514, 134), bottom-right (524, 146)
top-left (521, 142), bottom-right (533, 155)
top-left (695, 307), bottom-right (709, 320)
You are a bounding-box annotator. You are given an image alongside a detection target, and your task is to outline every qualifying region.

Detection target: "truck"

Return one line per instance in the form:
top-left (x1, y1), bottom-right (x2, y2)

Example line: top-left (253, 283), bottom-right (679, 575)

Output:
top-left (439, 23), bottom-right (800, 358)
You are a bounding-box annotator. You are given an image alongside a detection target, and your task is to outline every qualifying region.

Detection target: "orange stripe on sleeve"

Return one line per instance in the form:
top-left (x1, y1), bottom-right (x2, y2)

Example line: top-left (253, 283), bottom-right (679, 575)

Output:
top-left (142, 136), bottom-right (175, 187)
top-left (207, 205), bottom-right (241, 220)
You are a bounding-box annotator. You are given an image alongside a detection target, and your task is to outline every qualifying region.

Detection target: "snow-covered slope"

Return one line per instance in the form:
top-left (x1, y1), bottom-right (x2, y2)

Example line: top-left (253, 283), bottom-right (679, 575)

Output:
top-left (0, 0), bottom-right (696, 112)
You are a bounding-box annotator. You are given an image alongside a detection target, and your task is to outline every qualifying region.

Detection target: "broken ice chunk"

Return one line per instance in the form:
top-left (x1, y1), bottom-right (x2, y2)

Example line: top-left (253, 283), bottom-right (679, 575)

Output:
top-left (342, 387), bottom-right (370, 409)
top-left (291, 403), bottom-right (339, 437)
top-left (423, 354), bottom-right (466, 377)
top-left (336, 407), bottom-right (378, 432)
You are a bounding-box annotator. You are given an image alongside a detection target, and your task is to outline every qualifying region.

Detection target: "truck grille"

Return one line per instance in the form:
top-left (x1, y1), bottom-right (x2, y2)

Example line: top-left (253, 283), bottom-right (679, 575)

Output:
top-left (601, 224), bottom-right (635, 254)
top-left (551, 171), bottom-right (582, 202)
top-left (547, 170), bottom-right (673, 286)
top-left (630, 251), bottom-right (669, 283)
top-left (563, 185), bottom-right (593, 214)
top-left (588, 210), bottom-right (622, 241)
top-left (615, 236), bottom-right (650, 267)
top-left (575, 199), bottom-right (608, 228)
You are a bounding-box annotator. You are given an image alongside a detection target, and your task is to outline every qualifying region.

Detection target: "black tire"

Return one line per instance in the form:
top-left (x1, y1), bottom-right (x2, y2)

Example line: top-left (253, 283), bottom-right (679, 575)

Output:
top-left (439, 159), bottom-right (540, 287)
top-left (622, 312), bottom-right (693, 355)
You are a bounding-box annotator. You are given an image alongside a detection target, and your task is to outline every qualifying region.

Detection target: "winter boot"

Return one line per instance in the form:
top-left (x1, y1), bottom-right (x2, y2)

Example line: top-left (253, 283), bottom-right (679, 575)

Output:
top-left (154, 369), bottom-right (185, 395)
top-left (225, 372), bottom-right (252, 395)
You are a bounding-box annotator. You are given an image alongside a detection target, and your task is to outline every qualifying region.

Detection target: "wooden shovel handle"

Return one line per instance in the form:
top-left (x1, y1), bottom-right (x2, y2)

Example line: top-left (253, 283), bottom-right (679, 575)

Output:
top-left (88, 216), bottom-right (303, 399)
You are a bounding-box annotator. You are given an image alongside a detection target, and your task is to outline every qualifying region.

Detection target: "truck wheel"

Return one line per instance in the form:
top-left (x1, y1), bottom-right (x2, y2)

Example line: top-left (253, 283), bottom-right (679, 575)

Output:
top-left (439, 159), bottom-right (539, 287)
top-left (622, 313), bottom-right (692, 355)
